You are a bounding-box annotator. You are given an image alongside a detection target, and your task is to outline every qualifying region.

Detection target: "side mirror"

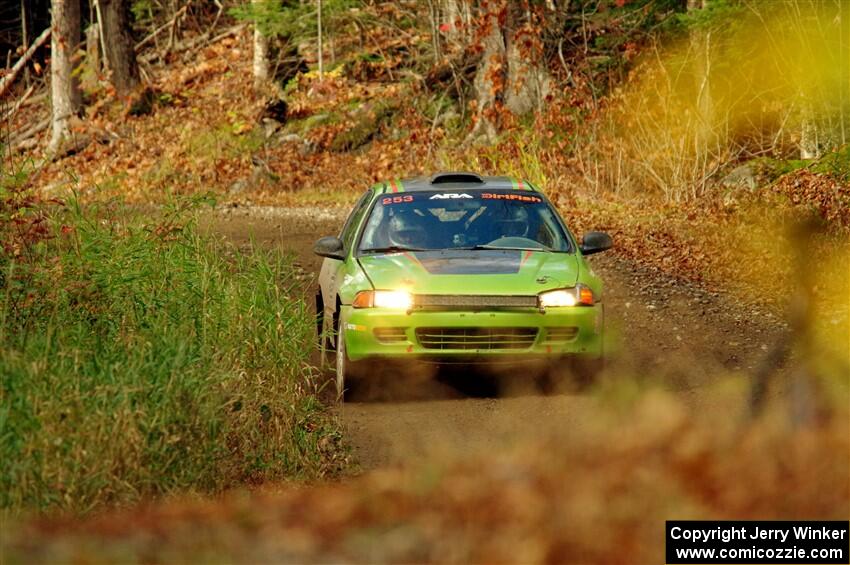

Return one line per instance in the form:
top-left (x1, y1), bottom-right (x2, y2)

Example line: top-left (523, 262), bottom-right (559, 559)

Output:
top-left (580, 231), bottom-right (613, 255)
top-left (313, 236), bottom-right (345, 260)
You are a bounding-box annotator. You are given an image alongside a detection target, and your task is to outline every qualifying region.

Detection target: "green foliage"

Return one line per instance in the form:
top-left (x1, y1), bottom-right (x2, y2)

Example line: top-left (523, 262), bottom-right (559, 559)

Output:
top-left (670, 0), bottom-right (746, 34)
top-left (284, 112), bottom-right (341, 136)
top-left (811, 145), bottom-right (850, 181)
top-left (0, 199), bottom-right (342, 513)
top-left (230, 0), bottom-right (360, 42)
top-left (329, 99), bottom-right (398, 152)
top-left (131, 0), bottom-right (154, 25)
top-left (745, 156), bottom-right (809, 184)
top-left (186, 120), bottom-right (265, 168)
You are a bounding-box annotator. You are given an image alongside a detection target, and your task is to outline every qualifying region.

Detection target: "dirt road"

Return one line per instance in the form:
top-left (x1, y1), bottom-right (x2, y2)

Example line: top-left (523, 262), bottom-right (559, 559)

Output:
top-left (210, 205), bottom-right (786, 469)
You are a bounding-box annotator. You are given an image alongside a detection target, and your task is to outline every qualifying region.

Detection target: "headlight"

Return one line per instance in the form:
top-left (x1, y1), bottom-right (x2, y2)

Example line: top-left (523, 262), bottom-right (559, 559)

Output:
top-left (352, 290), bottom-right (413, 309)
top-left (538, 285), bottom-right (595, 308)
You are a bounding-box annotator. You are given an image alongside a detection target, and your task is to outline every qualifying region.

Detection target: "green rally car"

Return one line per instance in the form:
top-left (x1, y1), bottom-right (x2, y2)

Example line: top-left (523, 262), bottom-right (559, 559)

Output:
top-left (314, 172), bottom-right (613, 398)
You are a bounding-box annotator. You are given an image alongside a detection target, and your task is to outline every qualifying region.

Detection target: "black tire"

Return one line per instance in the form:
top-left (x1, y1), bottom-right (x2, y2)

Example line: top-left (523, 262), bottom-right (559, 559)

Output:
top-left (335, 328), bottom-right (348, 401)
top-left (334, 328), bottom-right (365, 402)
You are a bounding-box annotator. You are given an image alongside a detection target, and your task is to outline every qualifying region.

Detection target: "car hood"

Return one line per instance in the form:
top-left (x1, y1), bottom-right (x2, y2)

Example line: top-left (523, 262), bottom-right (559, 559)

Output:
top-left (357, 249), bottom-right (579, 295)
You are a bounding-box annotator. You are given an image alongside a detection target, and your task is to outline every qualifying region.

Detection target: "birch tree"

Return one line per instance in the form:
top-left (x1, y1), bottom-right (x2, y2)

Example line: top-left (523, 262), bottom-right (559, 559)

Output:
top-left (799, 101), bottom-right (819, 159)
top-left (316, 0), bottom-right (323, 79)
top-left (49, 0), bottom-right (81, 154)
top-left (252, 0), bottom-right (270, 89)
top-left (688, 0), bottom-right (714, 145)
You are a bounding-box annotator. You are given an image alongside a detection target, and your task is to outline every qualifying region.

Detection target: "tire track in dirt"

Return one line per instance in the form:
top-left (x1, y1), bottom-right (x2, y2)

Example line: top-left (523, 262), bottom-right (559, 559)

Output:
top-left (208, 206), bottom-right (786, 469)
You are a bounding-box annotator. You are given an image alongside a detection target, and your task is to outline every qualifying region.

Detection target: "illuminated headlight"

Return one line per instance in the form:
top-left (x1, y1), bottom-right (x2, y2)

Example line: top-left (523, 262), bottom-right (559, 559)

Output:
top-left (374, 290), bottom-right (413, 309)
top-left (538, 285), bottom-right (595, 309)
top-left (353, 290), bottom-right (413, 309)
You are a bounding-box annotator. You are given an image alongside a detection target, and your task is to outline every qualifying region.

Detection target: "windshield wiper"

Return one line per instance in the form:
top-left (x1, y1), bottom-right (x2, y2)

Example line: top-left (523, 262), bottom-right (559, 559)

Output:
top-left (360, 245), bottom-right (428, 254)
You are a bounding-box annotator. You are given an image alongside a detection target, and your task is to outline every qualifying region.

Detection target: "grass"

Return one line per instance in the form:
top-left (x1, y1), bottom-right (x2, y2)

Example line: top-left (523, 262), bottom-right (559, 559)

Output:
top-left (0, 196), bottom-right (344, 513)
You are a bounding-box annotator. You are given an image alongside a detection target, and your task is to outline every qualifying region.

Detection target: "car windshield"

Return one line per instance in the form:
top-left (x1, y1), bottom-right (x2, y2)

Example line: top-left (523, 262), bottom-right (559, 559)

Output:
top-left (358, 190), bottom-right (571, 253)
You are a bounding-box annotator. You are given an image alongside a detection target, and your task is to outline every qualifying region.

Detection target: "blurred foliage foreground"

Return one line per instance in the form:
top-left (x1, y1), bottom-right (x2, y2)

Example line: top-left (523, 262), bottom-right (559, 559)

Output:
top-left (6, 389), bottom-right (849, 563)
top-left (0, 179), bottom-right (345, 514)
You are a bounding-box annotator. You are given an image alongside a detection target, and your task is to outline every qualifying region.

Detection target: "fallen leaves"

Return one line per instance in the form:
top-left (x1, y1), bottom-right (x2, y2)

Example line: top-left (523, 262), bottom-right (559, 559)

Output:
top-left (770, 170), bottom-right (850, 231)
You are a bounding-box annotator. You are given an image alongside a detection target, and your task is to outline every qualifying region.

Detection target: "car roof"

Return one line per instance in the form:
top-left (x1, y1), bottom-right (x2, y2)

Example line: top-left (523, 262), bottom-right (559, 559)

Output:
top-left (376, 172), bottom-right (539, 193)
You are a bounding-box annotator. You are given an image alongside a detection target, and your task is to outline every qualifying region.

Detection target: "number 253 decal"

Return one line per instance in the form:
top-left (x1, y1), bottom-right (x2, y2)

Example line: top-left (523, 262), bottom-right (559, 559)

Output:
top-left (382, 195), bottom-right (414, 205)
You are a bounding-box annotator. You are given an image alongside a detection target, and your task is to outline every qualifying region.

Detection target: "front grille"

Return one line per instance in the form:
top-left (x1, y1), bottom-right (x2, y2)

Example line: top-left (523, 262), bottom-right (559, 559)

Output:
top-left (374, 327), bottom-right (408, 343)
top-left (414, 294), bottom-right (538, 310)
top-left (415, 327), bottom-right (538, 350)
top-left (544, 327), bottom-right (579, 342)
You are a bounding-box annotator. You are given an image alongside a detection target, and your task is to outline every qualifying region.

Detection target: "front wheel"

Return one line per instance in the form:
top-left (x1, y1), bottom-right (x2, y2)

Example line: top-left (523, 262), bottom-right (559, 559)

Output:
top-left (335, 329), bottom-right (364, 401)
top-left (335, 329), bottom-right (348, 400)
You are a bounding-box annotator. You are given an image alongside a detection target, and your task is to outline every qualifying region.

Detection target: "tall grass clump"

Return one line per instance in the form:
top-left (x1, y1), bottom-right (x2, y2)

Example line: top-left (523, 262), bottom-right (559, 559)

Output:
top-left (573, 0), bottom-right (850, 201)
top-left (0, 194), bottom-right (343, 513)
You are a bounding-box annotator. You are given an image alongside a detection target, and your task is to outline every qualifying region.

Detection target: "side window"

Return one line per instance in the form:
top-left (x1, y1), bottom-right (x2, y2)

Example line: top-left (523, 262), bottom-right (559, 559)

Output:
top-left (340, 191), bottom-right (373, 250)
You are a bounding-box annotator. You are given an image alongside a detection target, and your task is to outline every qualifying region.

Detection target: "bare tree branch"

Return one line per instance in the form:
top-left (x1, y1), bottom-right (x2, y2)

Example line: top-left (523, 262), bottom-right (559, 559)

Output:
top-left (0, 27), bottom-right (51, 100)
top-left (135, 5), bottom-right (188, 52)
top-left (2, 84), bottom-right (35, 121)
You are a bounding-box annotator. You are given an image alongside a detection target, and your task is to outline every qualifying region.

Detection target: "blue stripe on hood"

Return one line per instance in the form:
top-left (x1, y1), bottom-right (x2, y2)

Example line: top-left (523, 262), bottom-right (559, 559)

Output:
top-left (413, 250), bottom-right (522, 275)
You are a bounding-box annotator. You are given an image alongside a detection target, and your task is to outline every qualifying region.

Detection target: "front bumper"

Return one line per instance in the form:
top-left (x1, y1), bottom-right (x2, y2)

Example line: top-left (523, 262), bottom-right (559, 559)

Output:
top-left (341, 305), bottom-right (603, 362)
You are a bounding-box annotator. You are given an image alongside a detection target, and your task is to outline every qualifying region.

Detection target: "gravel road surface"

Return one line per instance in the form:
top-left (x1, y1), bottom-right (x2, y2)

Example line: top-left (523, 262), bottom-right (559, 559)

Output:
top-left (208, 205), bottom-right (786, 469)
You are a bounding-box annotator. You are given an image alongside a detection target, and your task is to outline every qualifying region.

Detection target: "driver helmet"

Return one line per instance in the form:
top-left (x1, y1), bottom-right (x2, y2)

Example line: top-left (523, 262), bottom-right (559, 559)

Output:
top-left (387, 210), bottom-right (427, 248)
top-left (495, 205), bottom-right (530, 238)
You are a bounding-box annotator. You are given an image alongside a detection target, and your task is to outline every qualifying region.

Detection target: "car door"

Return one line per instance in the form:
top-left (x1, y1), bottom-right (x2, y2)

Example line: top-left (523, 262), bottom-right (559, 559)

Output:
top-left (319, 189), bottom-right (374, 322)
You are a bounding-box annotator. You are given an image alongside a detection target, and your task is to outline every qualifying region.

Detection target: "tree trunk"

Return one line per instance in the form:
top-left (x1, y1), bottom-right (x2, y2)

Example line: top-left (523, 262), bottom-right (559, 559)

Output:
top-left (441, 0), bottom-right (471, 48)
top-left (466, 2), bottom-right (550, 144)
top-left (504, 3), bottom-right (551, 117)
top-left (443, 0), bottom-right (459, 40)
top-left (427, 0), bottom-right (439, 63)
top-left (49, 0), bottom-right (81, 155)
top-left (21, 0), bottom-right (32, 86)
top-left (800, 101), bottom-right (819, 159)
top-left (83, 23), bottom-right (101, 90)
top-left (99, 0), bottom-right (139, 95)
top-left (317, 0), bottom-right (323, 79)
top-left (688, 0), bottom-right (714, 144)
top-left (252, 0), bottom-right (270, 89)
top-left (466, 5), bottom-right (505, 144)
top-left (19, 0), bottom-right (53, 86)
